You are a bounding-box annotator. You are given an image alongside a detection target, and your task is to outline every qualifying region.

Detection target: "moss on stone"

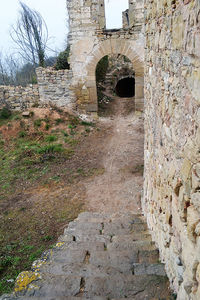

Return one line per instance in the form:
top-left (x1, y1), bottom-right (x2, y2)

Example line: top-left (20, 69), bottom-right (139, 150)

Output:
top-left (15, 271), bottom-right (40, 292)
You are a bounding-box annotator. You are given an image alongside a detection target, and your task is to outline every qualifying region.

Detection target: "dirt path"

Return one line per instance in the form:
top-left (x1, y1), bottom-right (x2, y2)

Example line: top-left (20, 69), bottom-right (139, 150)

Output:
top-left (84, 97), bottom-right (144, 213)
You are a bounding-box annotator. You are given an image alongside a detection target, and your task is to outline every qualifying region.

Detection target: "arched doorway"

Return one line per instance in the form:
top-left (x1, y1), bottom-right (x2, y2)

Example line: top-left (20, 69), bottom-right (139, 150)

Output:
top-left (95, 54), bottom-right (136, 112)
top-left (85, 39), bottom-right (144, 113)
top-left (72, 38), bottom-right (144, 113)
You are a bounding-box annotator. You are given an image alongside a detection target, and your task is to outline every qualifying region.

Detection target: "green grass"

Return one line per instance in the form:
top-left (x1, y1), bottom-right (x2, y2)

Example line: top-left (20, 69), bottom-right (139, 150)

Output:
top-left (37, 144), bottom-right (63, 154)
top-left (0, 109), bottom-right (21, 127)
top-left (28, 247), bottom-right (45, 262)
top-left (18, 131), bottom-right (27, 138)
top-left (55, 118), bottom-right (64, 125)
top-left (0, 130), bottom-right (72, 199)
top-left (85, 128), bottom-right (91, 133)
top-left (61, 130), bottom-right (69, 137)
top-left (65, 137), bottom-right (79, 146)
top-left (0, 241), bottom-right (43, 294)
top-left (45, 135), bottom-right (57, 142)
top-left (34, 119), bottom-right (42, 127)
top-left (41, 235), bottom-right (54, 241)
top-left (45, 123), bottom-right (50, 130)
top-left (81, 121), bottom-right (94, 127)
top-left (68, 124), bottom-right (74, 129)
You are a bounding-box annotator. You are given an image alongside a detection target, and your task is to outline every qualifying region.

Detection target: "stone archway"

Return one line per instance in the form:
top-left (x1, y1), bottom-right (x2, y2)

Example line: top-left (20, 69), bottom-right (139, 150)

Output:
top-left (81, 38), bottom-right (144, 113)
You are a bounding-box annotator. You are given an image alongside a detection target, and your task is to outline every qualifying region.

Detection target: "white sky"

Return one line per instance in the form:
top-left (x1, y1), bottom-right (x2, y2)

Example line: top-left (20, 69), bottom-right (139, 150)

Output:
top-left (0, 0), bottom-right (129, 57)
top-left (105, 0), bottom-right (129, 29)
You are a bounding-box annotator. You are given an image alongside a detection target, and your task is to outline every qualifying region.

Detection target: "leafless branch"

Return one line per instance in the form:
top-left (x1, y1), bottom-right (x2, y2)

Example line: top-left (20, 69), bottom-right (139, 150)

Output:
top-left (10, 2), bottom-right (48, 67)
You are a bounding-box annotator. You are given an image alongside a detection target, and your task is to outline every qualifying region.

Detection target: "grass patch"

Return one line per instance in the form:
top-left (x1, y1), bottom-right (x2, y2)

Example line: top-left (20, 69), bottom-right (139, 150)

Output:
top-left (81, 121), bottom-right (94, 127)
top-left (37, 144), bottom-right (63, 154)
top-left (18, 131), bottom-right (27, 138)
top-left (34, 119), bottom-right (42, 128)
top-left (85, 128), bottom-right (91, 133)
top-left (0, 109), bottom-right (20, 126)
top-left (45, 135), bottom-right (58, 143)
top-left (68, 124), bottom-right (76, 129)
top-left (65, 137), bottom-right (79, 146)
top-left (55, 118), bottom-right (64, 125)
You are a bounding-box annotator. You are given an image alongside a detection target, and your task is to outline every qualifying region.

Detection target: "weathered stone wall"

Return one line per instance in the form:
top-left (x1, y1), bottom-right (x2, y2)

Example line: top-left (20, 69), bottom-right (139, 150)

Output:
top-left (36, 67), bottom-right (76, 110)
top-left (123, 0), bottom-right (144, 29)
top-left (143, 0), bottom-right (200, 299)
top-left (0, 85), bottom-right (39, 110)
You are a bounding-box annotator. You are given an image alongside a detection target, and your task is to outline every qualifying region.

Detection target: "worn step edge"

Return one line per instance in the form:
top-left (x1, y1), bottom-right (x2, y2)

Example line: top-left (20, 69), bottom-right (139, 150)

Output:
top-left (133, 262), bottom-right (166, 276)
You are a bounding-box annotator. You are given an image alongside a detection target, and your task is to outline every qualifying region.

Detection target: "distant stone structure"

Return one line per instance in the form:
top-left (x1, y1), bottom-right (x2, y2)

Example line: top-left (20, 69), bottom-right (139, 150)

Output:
top-left (0, 1), bottom-right (144, 114)
top-left (36, 0), bottom-right (144, 113)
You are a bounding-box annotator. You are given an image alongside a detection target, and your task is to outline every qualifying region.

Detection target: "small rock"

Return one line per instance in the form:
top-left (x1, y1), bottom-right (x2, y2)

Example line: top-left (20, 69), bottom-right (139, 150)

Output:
top-left (22, 111), bottom-right (30, 117)
top-left (6, 279), bottom-right (14, 283)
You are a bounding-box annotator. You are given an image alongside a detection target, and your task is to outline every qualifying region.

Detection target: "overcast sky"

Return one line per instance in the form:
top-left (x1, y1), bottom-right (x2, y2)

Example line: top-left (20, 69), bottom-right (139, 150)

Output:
top-left (0, 0), bottom-right (129, 57)
top-left (105, 0), bottom-right (128, 29)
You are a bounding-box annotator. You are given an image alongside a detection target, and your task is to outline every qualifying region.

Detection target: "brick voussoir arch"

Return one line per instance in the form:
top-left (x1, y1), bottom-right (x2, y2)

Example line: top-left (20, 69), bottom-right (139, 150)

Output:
top-left (85, 39), bottom-right (144, 112)
top-left (87, 39), bottom-right (144, 77)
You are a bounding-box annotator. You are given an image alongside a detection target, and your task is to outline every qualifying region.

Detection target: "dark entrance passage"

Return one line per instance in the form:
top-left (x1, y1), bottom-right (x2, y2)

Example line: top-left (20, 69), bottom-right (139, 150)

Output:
top-left (115, 77), bottom-right (135, 98)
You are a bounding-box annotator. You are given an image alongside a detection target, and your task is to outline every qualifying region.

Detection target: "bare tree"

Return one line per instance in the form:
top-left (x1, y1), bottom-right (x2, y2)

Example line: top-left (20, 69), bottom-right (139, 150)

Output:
top-left (0, 51), bottom-right (37, 86)
top-left (0, 52), bottom-right (10, 85)
top-left (11, 2), bottom-right (48, 67)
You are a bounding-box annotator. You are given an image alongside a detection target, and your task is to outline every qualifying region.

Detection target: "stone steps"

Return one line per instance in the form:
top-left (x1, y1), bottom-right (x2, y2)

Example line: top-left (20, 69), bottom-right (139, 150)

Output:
top-left (21, 273), bottom-right (168, 298)
top-left (0, 297), bottom-right (172, 300)
top-left (0, 212), bottom-right (171, 300)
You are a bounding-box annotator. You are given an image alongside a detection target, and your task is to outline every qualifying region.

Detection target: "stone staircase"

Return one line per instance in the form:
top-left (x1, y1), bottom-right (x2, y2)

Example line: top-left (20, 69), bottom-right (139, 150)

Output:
top-left (1, 212), bottom-right (172, 300)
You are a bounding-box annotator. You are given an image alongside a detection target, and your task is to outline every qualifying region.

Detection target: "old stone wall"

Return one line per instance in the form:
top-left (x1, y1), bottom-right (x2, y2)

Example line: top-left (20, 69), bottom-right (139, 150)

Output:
top-left (36, 67), bottom-right (76, 110)
top-left (123, 0), bottom-right (144, 29)
top-left (0, 85), bottom-right (39, 111)
top-left (143, 0), bottom-right (200, 299)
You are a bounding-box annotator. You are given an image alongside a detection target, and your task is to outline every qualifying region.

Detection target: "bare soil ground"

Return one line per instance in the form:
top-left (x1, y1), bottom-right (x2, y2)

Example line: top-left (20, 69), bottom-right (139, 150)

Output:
top-left (0, 97), bottom-right (144, 294)
top-left (84, 96), bottom-right (144, 213)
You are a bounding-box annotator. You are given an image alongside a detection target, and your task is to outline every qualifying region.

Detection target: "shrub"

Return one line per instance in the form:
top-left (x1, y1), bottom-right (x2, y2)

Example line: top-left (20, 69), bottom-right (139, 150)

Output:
top-left (61, 130), bottom-right (68, 137)
top-left (81, 121), bottom-right (94, 127)
top-left (34, 119), bottom-right (42, 127)
top-left (68, 124), bottom-right (76, 129)
top-left (55, 118), bottom-right (64, 125)
top-left (54, 46), bottom-right (70, 70)
top-left (19, 131), bottom-right (27, 138)
top-left (45, 123), bottom-right (50, 131)
top-left (45, 135), bottom-right (57, 142)
top-left (37, 144), bottom-right (63, 154)
top-left (0, 107), bottom-right (11, 119)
